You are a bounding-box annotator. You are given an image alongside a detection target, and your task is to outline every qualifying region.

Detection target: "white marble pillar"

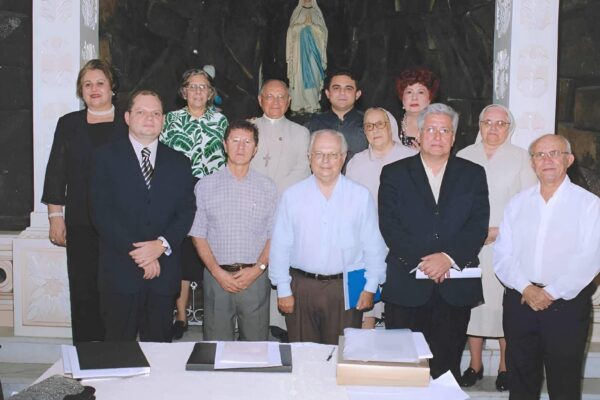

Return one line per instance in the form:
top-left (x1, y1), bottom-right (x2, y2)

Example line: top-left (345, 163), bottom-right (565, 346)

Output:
top-left (493, 0), bottom-right (600, 343)
top-left (12, 0), bottom-right (99, 337)
top-left (493, 0), bottom-right (559, 150)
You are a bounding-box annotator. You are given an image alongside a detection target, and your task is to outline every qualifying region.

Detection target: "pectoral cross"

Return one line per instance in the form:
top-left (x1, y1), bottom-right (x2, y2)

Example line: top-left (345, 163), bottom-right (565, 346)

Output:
top-left (263, 153), bottom-right (271, 167)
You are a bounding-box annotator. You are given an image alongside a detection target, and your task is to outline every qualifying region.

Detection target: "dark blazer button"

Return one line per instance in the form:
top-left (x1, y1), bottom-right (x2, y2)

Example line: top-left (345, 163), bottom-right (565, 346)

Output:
top-left (434, 233), bottom-right (439, 239)
top-left (434, 209), bottom-right (440, 215)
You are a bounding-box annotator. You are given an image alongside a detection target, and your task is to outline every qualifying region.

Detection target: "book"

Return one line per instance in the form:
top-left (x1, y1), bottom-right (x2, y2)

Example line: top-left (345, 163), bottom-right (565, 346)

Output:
top-left (186, 342), bottom-right (293, 372)
top-left (343, 268), bottom-right (382, 310)
top-left (62, 341), bottom-right (150, 379)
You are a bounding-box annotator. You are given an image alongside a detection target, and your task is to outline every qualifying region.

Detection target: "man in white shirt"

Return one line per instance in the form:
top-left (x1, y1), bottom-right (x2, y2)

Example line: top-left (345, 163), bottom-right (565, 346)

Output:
top-left (494, 134), bottom-right (600, 399)
top-left (269, 129), bottom-right (387, 345)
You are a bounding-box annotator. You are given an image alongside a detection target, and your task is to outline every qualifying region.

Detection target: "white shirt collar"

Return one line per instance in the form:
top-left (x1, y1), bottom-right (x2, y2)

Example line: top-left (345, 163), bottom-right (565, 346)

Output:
top-left (262, 114), bottom-right (286, 124)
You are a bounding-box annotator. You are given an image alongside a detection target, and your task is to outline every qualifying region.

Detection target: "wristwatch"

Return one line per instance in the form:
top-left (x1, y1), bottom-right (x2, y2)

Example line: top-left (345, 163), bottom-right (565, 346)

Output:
top-left (258, 263), bottom-right (267, 272)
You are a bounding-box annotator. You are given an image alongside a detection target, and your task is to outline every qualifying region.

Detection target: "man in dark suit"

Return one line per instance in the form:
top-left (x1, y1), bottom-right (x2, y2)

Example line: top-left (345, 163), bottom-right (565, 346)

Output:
top-left (89, 90), bottom-right (196, 342)
top-left (379, 103), bottom-right (489, 380)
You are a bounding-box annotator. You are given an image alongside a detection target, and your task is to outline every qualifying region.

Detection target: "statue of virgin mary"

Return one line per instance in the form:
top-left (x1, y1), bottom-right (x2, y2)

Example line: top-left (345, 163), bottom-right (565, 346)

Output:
top-left (286, 0), bottom-right (328, 113)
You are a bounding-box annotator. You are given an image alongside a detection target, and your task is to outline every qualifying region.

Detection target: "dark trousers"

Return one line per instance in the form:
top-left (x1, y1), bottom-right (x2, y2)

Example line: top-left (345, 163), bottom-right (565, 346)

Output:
top-left (286, 269), bottom-right (362, 345)
top-left (65, 226), bottom-right (105, 343)
top-left (503, 285), bottom-right (593, 400)
top-left (385, 287), bottom-right (471, 380)
top-left (100, 287), bottom-right (176, 342)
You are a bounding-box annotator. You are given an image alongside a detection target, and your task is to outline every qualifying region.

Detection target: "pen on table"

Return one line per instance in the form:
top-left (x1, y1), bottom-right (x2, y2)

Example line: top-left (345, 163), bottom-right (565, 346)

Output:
top-left (326, 347), bottom-right (336, 361)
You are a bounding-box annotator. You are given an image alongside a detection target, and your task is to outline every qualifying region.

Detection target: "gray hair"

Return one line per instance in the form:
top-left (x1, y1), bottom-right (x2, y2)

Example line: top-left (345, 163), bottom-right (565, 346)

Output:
top-left (479, 104), bottom-right (516, 137)
top-left (259, 79), bottom-right (290, 96)
top-left (364, 107), bottom-right (391, 125)
top-left (528, 134), bottom-right (572, 155)
top-left (308, 129), bottom-right (348, 155)
top-left (417, 103), bottom-right (459, 133)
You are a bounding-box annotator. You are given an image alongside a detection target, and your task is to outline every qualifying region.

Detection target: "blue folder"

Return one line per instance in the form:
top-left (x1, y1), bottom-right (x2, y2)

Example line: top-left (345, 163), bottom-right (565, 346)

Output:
top-left (345, 268), bottom-right (382, 310)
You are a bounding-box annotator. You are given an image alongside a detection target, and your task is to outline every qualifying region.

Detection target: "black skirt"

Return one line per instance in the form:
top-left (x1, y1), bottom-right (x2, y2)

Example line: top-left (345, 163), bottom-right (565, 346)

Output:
top-left (181, 236), bottom-right (204, 282)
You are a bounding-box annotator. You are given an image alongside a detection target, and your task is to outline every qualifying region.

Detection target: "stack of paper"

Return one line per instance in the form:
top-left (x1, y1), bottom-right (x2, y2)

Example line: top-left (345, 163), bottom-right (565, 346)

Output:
top-left (214, 341), bottom-right (282, 370)
top-left (343, 328), bottom-right (420, 363)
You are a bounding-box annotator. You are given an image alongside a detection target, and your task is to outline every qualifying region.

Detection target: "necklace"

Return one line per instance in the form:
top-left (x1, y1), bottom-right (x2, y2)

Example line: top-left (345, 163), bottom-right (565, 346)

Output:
top-left (87, 105), bottom-right (115, 116)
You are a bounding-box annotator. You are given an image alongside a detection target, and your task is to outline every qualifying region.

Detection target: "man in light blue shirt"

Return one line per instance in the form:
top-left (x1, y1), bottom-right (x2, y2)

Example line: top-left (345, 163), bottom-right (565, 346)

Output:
top-left (269, 129), bottom-right (387, 344)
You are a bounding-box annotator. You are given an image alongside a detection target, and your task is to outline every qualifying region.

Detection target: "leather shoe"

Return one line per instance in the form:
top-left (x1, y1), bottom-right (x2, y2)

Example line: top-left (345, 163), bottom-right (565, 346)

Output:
top-left (172, 320), bottom-right (188, 340)
top-left (460, 366), bottom-right (483, 387)
top-left (496, 370), bottom-right (508, 391)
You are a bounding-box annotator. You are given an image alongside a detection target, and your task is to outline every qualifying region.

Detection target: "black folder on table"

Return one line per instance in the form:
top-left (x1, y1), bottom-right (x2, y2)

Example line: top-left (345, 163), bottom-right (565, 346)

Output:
top-left (186, 342), bottom-right (293, 372)
top-left (75, 341), bottom-right (150, 370)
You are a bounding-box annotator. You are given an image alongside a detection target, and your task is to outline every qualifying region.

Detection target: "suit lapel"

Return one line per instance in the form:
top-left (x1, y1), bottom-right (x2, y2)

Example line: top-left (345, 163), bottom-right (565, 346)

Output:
top-left (150, 143), bottom-right (167, 194)
top-left (407, 155), bottom-right (437, 208)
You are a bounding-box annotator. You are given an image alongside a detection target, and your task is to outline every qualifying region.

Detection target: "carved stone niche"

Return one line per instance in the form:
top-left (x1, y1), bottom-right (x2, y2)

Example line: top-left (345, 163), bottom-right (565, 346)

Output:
top-left (12, 238), bottom-right (71, 337)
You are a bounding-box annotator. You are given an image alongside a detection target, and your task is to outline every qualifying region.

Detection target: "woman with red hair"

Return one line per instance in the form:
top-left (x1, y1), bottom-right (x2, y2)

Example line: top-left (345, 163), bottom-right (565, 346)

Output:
top-left (395, 67), bottom-right (440, 149)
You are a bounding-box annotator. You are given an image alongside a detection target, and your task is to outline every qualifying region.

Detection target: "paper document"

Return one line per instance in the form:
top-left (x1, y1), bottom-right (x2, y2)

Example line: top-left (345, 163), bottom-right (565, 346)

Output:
top-left (416, 267), bottom-right (481, 279)
top-left (214, 341), bottom-right (282, 370)
top-left (61, 345), bottom-right (150, 379)
top-left (342, 328), bottom-right (422, 363)
top-left (346, 371), bottom-right (469, 400)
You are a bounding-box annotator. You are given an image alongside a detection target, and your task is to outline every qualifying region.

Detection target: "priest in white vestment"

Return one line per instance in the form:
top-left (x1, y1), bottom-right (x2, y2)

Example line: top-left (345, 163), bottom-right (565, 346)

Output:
top-left (250, 79), bottom-right (311, 333)
top-left (250, 79), bottom-right (311, 193)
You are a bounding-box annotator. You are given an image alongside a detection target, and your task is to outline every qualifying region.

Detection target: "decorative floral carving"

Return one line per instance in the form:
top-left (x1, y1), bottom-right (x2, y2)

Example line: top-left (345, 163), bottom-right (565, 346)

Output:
top-left (41, 0), bottom-right (73, 23)
top-left (81, 41), bottom-right (97, 62)
top-left (516, 45), bottom-right (549, 97)
top-left (40, 37), bottom-right (74, 87)
top-left (514, 111), bottom-right (546, 146)
top-left (496, 0), bottom-right (511, 39)
top-left (81, 0), bottom-right (98, 30)
top-left (494, 49), bottom-right (510, 100)
top-left (521, 0), bottom-right (553, 31)
top-left (22, 250), bottom-right (70, 326)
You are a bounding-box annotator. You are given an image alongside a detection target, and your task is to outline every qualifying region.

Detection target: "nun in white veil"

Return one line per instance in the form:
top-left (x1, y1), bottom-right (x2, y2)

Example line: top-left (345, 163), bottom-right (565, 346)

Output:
top-left (456, 104), bottom-right (537, 389)
top-left (286, 0), bottom-right (327, 113)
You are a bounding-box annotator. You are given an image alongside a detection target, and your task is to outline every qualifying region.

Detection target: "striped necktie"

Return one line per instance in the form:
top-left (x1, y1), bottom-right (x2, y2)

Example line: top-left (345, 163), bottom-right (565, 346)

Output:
top-left (141, 147), bottom-right (154, 189)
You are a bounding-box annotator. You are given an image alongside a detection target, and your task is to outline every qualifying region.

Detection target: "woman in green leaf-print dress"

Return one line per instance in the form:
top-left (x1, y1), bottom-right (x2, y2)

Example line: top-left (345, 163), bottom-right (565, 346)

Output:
top-left (160, 68), bottom-right (228, 340)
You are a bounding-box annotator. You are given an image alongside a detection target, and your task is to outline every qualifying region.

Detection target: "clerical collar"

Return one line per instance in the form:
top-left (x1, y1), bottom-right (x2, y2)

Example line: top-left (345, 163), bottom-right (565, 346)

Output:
top-left (302, 5), bottom-right (313, 8)
top-left (263, 114), bottom-right (285, 124)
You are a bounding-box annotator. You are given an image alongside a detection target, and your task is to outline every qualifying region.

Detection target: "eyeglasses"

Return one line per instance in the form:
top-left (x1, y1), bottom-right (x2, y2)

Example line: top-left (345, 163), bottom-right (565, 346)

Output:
top-left (531, 150), bottom-right (570, 160)
top-left (261, 94), bottom-right (288, 102)
top-left (423, 127), bottom-right (453, 136)
top-left (311, 152), bottom-right (342, 161)
top-left (363, 121), bottom-right (388, 131)
top-left (228, 137), bottom-right (255, 145)
top-left (186, 83), bottom-right (210, 92)
top-left (480, 120), bottom-right (510, 129)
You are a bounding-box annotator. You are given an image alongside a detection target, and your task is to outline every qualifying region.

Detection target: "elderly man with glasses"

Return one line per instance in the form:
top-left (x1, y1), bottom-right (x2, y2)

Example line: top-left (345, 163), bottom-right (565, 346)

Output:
top-left (378, 103), bottom-right (490, 381)
top-left (269, 129), bottom-right (387, 345)
top-left (494, 134), bottom-right (600, 400)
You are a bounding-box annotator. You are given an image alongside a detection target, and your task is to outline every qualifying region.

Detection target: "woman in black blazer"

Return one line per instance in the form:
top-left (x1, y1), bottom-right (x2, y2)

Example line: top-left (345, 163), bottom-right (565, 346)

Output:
top-left (42, 59), bottom-right (126, 343)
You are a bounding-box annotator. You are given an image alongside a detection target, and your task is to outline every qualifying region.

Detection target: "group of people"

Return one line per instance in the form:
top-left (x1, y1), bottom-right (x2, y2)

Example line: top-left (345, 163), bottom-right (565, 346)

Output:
top-left (43, 59), bottom-right (600, 400)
